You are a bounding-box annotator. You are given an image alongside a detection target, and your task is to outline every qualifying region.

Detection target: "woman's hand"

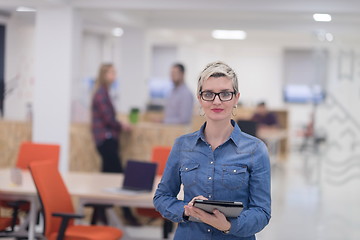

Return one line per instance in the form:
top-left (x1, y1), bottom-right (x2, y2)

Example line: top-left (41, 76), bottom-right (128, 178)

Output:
top-left (184, 196), bottom-right (231, 232)
top-left (121, 122), bottom-right (132, 132)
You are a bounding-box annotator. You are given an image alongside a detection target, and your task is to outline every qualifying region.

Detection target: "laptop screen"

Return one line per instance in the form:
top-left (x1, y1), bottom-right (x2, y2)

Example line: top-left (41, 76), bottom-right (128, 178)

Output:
top-left (237, 120), bottom-right (258, 137)
top-left (122, 160), bottom-right (158, 191)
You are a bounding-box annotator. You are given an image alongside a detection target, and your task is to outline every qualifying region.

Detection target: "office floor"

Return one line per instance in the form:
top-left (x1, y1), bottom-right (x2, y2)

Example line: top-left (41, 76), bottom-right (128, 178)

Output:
top-left (124, 149), bottom-right (360, 240)
top-left (3, 148), bottom-right (359, 240)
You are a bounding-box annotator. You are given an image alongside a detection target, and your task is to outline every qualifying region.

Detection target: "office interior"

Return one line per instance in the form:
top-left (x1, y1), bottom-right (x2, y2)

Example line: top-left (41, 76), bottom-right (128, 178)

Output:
top-left (0, 0), bottom-right (359, 239)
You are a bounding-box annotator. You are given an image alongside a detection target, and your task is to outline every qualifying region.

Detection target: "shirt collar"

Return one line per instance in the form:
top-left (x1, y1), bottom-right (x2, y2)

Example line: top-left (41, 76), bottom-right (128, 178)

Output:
top-left (193, 119), bottom-right (241, 148)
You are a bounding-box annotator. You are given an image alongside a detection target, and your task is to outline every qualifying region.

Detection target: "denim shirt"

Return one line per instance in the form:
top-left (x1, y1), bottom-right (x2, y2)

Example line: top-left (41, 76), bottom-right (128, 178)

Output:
top-left (153, 120), bottom-right (271, 240)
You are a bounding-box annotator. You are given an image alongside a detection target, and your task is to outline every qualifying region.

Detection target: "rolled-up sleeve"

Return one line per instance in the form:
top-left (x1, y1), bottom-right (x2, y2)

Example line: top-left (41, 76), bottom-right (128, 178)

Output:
top-left (228, 141), bottom-right (271, 237)
top-left (153, 138), bottom-right (187, 222)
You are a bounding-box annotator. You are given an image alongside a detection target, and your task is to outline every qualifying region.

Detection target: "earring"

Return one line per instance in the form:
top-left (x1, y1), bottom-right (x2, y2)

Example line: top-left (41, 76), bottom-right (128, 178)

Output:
top-left (232, 105), bottom-right (238, 117)
top-left (199, 106), bottom-right (205, 117)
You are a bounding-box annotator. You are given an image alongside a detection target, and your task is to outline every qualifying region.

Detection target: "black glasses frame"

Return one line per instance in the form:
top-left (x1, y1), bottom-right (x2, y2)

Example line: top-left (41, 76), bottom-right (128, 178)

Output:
top-left (199, 91), bottom-right (235, 102)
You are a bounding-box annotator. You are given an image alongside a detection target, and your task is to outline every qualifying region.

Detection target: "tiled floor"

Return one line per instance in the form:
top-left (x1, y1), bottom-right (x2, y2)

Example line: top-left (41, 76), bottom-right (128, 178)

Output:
top-left (262, 151), bottom-right (359, 240)
top-left (124, 149), bottom-right (360, 239)
top-left (133, 150), bottom-right (360, 240)
top-left (3, 149), bottom-right (359, 240)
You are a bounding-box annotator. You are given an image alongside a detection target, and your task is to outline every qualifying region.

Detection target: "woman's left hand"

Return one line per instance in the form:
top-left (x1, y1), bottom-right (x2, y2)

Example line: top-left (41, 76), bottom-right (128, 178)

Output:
top-left (121, 122), bottom-right (132, 132)
top-left (184, 205), bottom-right (231, 232)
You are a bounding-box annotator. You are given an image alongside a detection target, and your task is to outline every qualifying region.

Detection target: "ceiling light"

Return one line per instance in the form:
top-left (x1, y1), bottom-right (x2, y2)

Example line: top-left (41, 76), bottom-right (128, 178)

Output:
top-left (212, 30), bottom-right (247, 40)
top-left (313, 13), bottom-right (332, 22)
top-left (112, 28), bottom-right (124, 37)
top-left (325, 33), bottom-right (334, 42)
top-left (16, 6), bottom-right (36, 12)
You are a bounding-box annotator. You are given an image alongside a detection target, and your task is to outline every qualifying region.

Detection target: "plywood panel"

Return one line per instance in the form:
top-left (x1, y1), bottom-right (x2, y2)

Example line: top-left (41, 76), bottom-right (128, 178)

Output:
top-left (0, 121), bottom-right (31, 168)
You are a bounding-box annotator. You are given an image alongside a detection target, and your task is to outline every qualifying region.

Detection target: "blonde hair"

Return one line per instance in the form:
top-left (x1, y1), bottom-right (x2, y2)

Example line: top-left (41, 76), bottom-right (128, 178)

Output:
top-left (94, 63), bottom-right (114, 90)
top-left (197, 61), bottom-right (239, 95)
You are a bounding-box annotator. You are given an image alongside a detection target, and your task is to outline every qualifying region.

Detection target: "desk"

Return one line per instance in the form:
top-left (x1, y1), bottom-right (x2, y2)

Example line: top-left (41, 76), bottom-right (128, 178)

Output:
top-left (0, 169), bottom-right (166, 239)
top-left (64, 171), bottom-right (159, 208)
top-left (257, 128), bottom-right (288, 164)
top-left (0, 169), bottom-right (39, 240)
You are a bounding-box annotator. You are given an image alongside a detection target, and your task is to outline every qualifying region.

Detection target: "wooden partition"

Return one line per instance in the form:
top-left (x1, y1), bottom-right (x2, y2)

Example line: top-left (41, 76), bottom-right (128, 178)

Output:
top-left (69, 123), bottom-right (101, 172)
top-left (0, 121), bottom-right (31, 168)
top-left (70, 122), bottom-right (191, 172)
top-left (1, 107), bottom-right (288, 171)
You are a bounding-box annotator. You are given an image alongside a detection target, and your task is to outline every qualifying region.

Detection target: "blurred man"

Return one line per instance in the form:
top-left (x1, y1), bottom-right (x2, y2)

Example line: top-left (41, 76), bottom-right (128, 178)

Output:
top-left (251, 101), bottom-right (279, 129)
top-left (163, 63), bottom-right (194, 124)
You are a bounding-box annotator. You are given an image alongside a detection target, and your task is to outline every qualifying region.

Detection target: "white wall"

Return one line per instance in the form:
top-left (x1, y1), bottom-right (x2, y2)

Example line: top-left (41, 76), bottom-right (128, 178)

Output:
top-left (73, 31), bottom-right (108, 123)
top-left (147, 31), bottom-right (317, 109)
top-left (4, 12), bottom-right (35, 121)
top-left (3, 12), bottom-right (360, 151)
top-left (118, 27), bottom-right (148, 113)
top-left (146, 31), bottom-right (360, 146)
top-left (75, 31), bottom-right (128, 122)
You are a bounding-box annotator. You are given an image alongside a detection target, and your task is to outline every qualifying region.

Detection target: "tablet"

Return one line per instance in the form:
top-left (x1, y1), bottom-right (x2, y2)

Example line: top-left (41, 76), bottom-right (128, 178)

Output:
top-left (189, 200), bottom-right (243, 222)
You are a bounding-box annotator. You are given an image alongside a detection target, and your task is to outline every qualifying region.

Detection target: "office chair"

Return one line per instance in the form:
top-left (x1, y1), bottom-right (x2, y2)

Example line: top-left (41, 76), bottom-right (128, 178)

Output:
top-left (29, 161), bottom-right (123, 240)
top-left (15, 142), bottom-right (60, 169)
top-left (0, 201), bottom-right (21, 233)
top-left (0, 216), bottom-right (19, 239)
top-left (0, 218), bottom-right (14, 232)
top-left (0, 142), bottom-right (60, 234)
top-left (136, 146), bottom-right (173, 239)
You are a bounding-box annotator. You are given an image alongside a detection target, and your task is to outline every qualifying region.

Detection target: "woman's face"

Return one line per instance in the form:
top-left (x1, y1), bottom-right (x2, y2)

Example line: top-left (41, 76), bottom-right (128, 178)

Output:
top-left (198, 76), bottom-right (240, 122)
top-left (105, 67), bottom-right (116, 85)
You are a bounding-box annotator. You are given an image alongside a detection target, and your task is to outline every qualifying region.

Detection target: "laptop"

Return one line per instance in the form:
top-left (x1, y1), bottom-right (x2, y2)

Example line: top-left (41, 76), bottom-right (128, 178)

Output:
top-left (105, 160), bottom-right (158, 195)
top-left (237, 120), bottom-right (258, 137)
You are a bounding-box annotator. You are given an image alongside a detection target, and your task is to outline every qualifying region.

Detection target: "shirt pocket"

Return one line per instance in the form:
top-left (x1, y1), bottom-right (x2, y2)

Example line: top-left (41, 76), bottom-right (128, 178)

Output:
top-left (180, 162), bottom-right (200, 188)
top-left (221, 165), bottom-right (248, 190)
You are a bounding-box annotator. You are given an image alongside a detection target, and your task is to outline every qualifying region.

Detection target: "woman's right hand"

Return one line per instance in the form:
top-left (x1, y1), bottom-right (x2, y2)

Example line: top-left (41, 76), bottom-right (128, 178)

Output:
top-left (184, 195), bottom-right (208, 217)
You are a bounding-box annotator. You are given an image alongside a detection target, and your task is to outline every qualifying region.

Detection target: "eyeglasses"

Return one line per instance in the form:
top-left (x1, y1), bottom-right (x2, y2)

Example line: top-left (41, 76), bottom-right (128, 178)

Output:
top-left (200, 91), bottom-right (235, 102)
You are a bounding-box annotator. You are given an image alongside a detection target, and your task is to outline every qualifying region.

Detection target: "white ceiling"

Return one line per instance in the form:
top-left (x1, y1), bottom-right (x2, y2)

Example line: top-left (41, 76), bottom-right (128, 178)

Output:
top-left (1, 0), bottom-right (360, 36)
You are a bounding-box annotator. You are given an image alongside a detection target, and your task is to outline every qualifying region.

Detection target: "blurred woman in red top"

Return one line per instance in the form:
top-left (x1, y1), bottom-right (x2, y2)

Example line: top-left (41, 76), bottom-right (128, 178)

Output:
top-left (91, 63), bottom-right (139, 226)
top-left (91, 63), bottom-right (130, 172)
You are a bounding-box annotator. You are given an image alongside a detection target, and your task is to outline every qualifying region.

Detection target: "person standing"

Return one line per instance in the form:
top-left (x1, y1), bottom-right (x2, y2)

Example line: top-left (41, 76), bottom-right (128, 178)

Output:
top-left (91, 63), bottom-right (129, 173)
top-left (251, 101), bottom-right (279, 129)
top-left (163, 63), bottom-right (194, 124)
top-left (91, 63), bottom-right (139, 226)
top-left (154, 61), bottom-right (271, 239)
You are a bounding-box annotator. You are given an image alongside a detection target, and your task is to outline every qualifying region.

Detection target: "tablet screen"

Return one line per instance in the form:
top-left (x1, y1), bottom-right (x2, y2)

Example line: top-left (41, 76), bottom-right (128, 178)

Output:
top-left (190, 200), bottom-right (243, 222)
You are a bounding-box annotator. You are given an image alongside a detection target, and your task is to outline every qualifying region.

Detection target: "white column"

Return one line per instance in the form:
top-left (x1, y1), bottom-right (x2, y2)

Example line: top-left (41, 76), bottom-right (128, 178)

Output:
top-left (33, 6), bottom-right (75, 172)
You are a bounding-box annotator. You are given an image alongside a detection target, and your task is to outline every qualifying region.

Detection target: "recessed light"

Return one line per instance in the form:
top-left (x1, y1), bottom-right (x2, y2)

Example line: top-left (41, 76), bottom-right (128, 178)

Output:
top-left (212, 30), bottom-right (247, 40)
top-left (16, 6), bottom-right (36, 12)
top-left (313, 13), bottom-right (332, 22)
top-left (112, 28), bottom-right (124, 37)
top-left (325, 33), bottom-right (334, 42)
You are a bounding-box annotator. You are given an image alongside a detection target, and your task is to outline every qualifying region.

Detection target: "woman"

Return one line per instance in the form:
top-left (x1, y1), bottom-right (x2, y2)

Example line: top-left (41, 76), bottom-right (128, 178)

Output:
top-left (153, 61), bottom-right (271, 239)
top-left (91, 63), bottom-right (130, 172)
top-left (91, 63), bottom-right (139, 225)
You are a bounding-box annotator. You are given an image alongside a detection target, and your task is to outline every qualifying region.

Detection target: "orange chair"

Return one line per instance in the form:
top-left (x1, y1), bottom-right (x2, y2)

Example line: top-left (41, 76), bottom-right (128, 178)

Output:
top-left (151, 146), bottom-right (172, 176)
top-left (0, 218), bottom-right (13, 231)
top-left (16, 141), bottom-right (60, 169)
top-left (0, 142), bottom-right (61, 231)
top-left (29, 161), bottom-right (123, 240)
top-left (136, 146), bottom-right (172, 238)
top-left (0, 204), bottom-right (20, 233)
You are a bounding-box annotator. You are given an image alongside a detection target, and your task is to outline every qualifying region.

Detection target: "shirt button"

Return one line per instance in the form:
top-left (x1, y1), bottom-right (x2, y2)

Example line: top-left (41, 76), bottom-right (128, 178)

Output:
top-left (207, 229), bottom-right (211, 232)
top-left (233, 169), bottom-right (237, 173)
top-left (208, 195), bottom-right (212, 198)
top-left (210, 161), bottom-right (214, 164)
top-left (208, 177), bottom-right (212, 180)
top-left (185, 168), bottom-right (188, 170)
